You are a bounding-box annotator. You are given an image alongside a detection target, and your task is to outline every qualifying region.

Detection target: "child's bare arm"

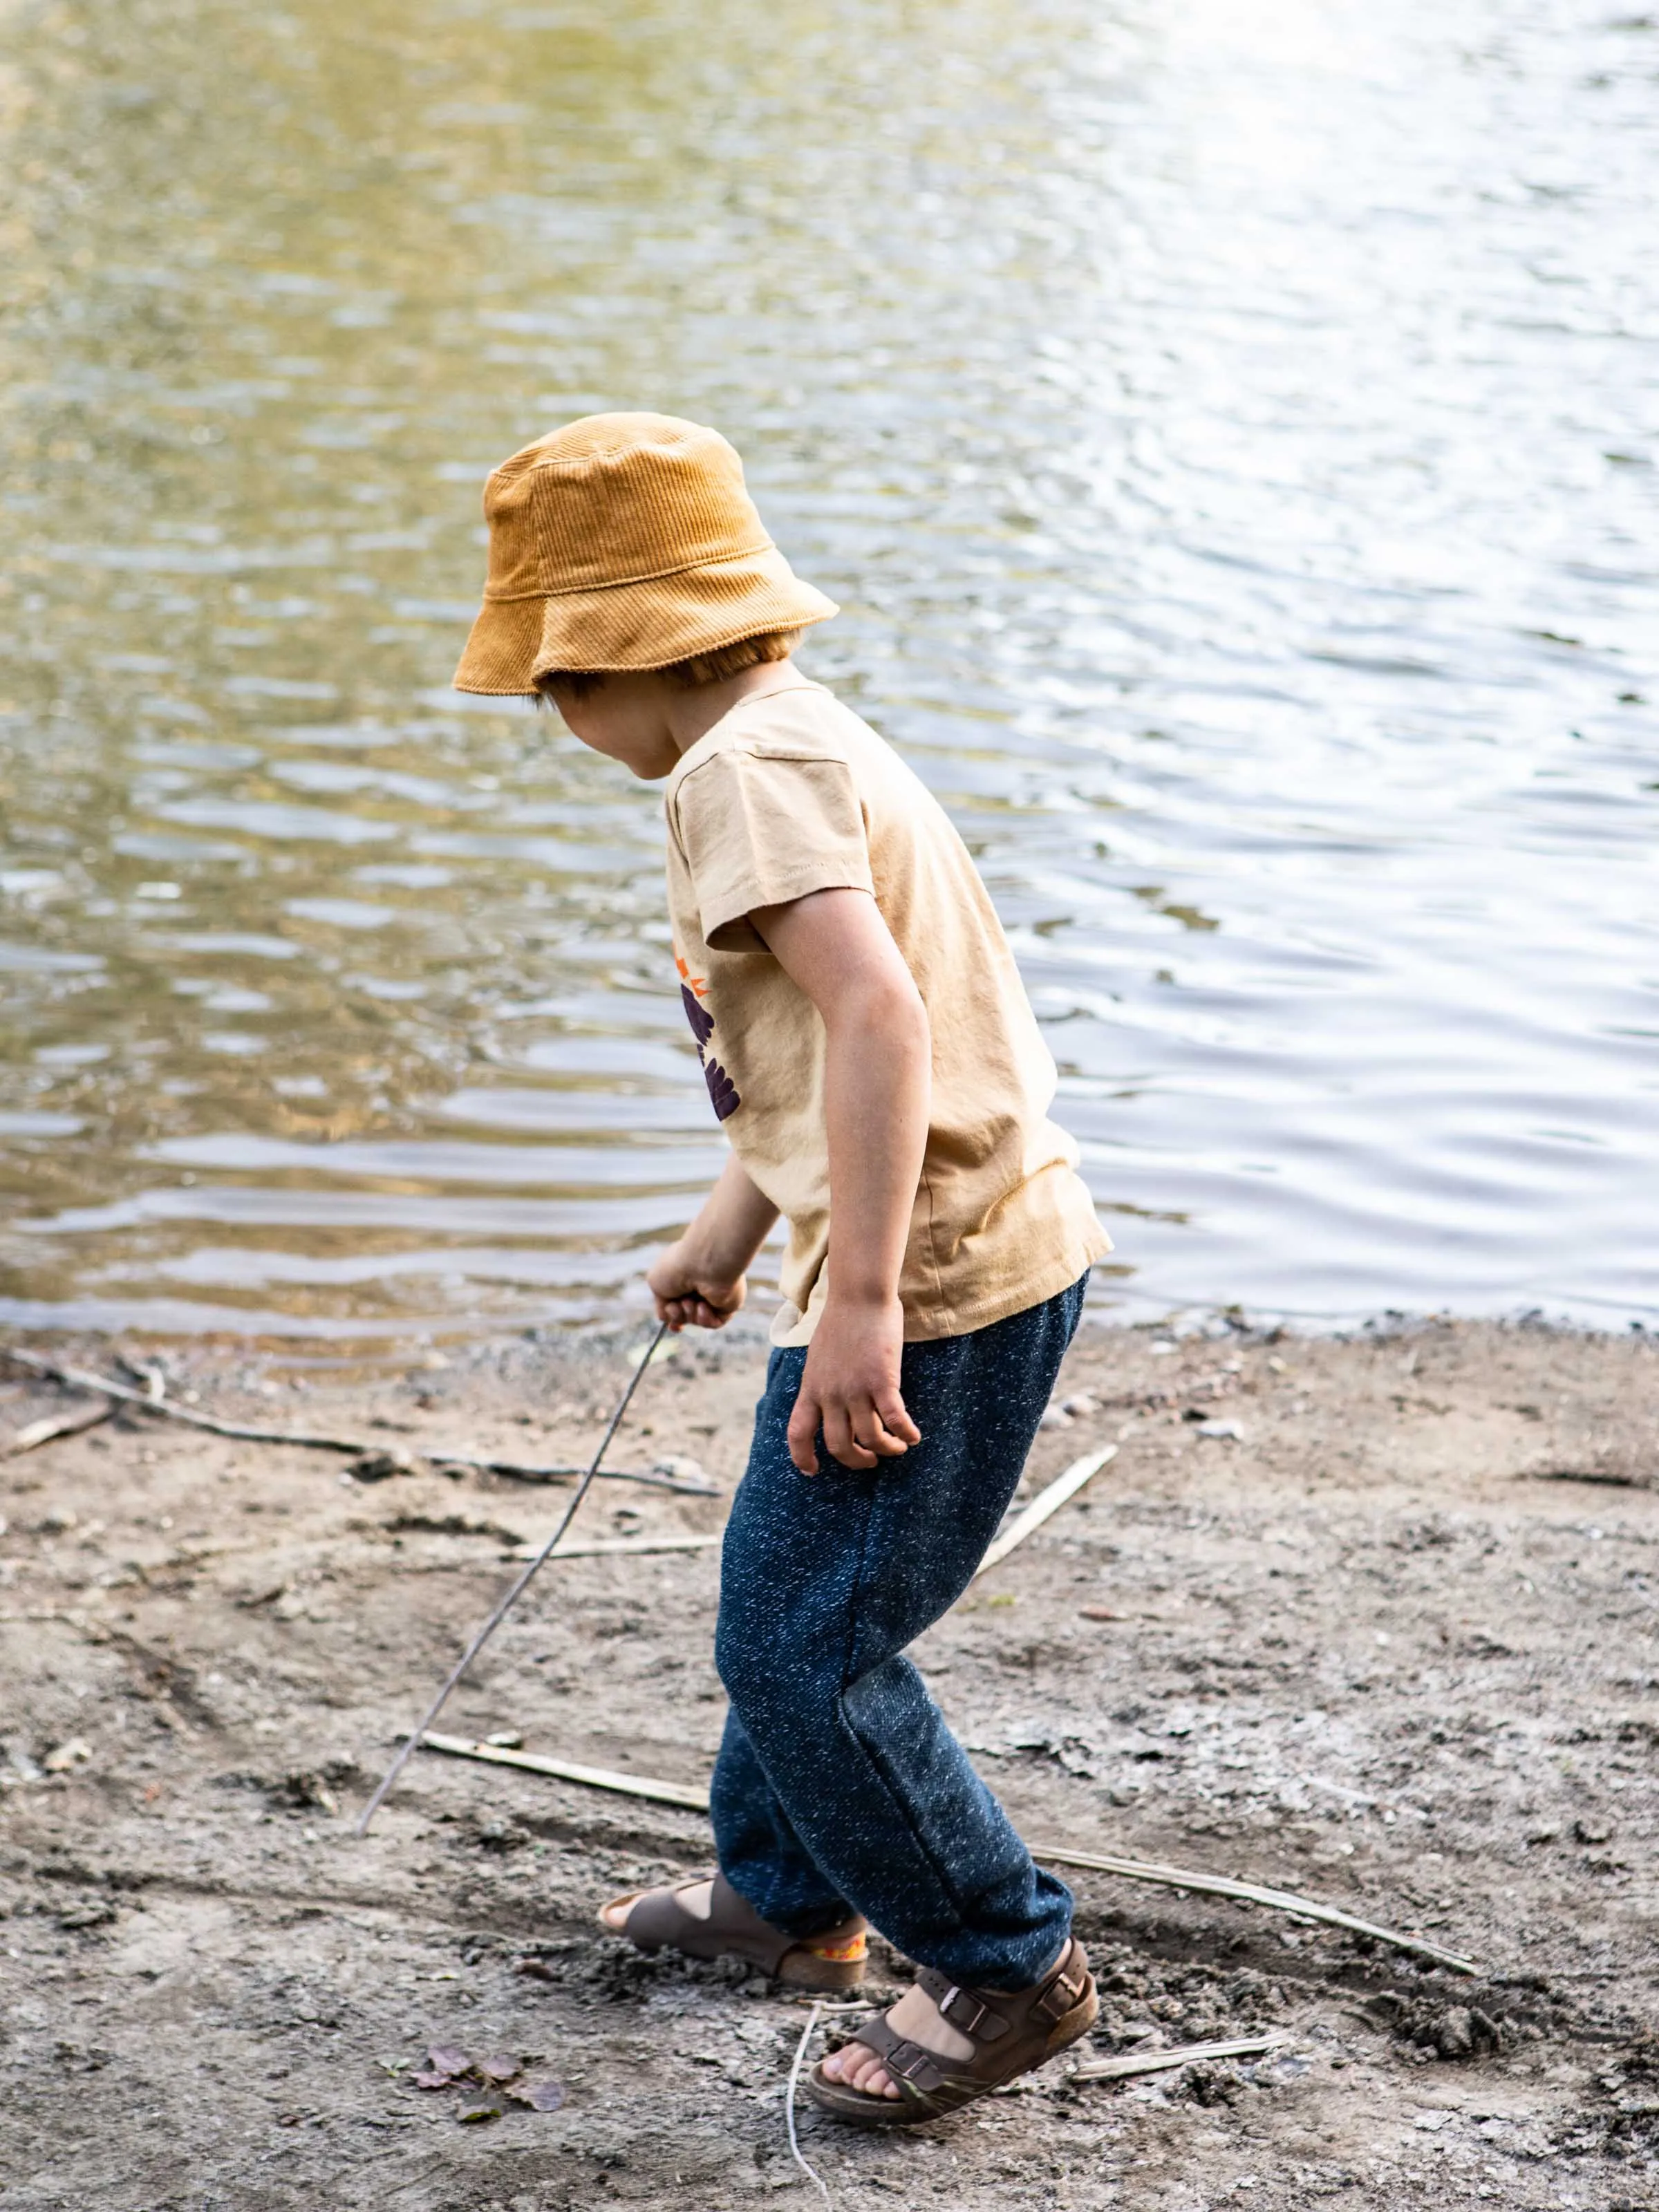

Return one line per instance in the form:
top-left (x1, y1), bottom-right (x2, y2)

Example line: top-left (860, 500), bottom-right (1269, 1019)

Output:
top-left (751, 887), bottom-right (930, 1473)
top-left (648, 1152), bottom-right (780, 1330)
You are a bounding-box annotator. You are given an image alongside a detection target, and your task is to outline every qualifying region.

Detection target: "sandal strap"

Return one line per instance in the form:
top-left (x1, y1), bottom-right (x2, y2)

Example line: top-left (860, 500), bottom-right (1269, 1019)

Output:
top-left (838, 2011), bottom-right (953, 2094)
top-left (913, 1939), bottom-right (1089, 2044)
top-left (623, 1874), bottom-right (789, 1970)
top-left (915, 1967), bottom-right (1012, 2043)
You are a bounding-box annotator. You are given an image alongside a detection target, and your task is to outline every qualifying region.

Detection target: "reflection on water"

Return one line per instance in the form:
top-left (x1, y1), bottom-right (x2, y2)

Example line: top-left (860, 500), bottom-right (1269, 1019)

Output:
top-left (0, 0), bottom-right (1654, 1342)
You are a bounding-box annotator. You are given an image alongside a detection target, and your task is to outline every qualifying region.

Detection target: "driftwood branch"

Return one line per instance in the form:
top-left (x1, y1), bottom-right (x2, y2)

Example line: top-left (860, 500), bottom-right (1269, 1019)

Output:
top-left (8, 1399), bottom-right (116, 1456)
top-left (1074, 2033), bottom-right (1284, 2083)
top-left (0, 1347), bottom-right (715, 1495)
top-left (420, 1731), bottom-right (711, 1812)
top-left (1032, 1843), bottom-right (1478, 1976)
top-left (414, 1735), bottom-right (1478, 1974)
top-left (973, 1446), bottom-right (1117, 1577)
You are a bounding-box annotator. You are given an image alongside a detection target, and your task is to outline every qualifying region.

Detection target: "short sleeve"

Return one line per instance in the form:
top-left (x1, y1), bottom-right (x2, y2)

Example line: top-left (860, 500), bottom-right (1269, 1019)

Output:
top-left (671, 749), bottom-right (874, 952)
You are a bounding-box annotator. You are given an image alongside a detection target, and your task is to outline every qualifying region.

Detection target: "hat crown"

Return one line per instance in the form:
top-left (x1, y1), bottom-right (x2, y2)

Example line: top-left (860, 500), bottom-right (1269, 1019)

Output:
top-left (482, 413), bottom-right (771, 603)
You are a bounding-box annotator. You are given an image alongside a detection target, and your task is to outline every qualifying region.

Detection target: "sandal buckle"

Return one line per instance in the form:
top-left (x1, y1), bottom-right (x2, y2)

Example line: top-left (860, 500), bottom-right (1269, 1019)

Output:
top-left (1035, 1964), bottom-right (1084, 2023)
top-left (937, 1984), bottom-right (1006, 2041)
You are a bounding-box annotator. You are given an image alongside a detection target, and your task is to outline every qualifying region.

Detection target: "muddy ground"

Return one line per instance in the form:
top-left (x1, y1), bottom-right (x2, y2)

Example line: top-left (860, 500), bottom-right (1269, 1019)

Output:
top-left (1, 1313), bottom-right (1656, 2211)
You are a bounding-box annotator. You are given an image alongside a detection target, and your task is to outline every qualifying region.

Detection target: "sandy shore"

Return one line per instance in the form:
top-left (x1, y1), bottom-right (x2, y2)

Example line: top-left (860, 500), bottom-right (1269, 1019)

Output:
top-left (1, 1314), bottom-right (1656, 2209)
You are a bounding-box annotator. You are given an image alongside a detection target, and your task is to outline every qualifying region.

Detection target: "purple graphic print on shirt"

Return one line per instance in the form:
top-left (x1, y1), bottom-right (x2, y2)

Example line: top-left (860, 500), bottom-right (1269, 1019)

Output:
top-left (680, 981), bottom-right (739, 1122)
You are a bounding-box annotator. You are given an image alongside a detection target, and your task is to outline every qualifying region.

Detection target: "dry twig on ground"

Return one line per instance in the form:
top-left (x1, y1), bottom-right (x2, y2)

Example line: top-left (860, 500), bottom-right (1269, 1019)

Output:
top-left (0, 1344), bottom-right (713, 1494)
top-left (973, 1446), bottom-right (1118, 1577)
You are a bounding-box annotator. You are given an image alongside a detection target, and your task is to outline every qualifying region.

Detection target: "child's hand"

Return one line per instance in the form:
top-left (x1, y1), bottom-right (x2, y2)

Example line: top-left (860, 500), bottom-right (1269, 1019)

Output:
top-left (648, 1243), bottom-right (746, 1331)
top-left (788, 1293), bottom-right (921, 1474)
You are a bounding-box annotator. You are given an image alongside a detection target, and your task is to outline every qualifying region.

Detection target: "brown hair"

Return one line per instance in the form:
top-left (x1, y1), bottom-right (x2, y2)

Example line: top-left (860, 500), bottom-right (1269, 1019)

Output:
top-left (536, 628), bottom-right (801, 706)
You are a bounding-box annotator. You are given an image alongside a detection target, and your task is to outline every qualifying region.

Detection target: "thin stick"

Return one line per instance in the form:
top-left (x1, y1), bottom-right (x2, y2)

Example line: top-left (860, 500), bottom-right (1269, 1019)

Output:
top-left (785, 2002), bottom-right (832, 2211)
top-left (973, 1446), bottom-right (1117, 1577)
top-left (503, 1533), bottom-right (720, 1562)
top-left (0, 1345), bottom-right (709, 1494)
top-left (1074, 2033), bottom-right (1284, 2083)
top-left (8, 1400), bottom-right (115, 1456)
top-left (420, 1732), bottom-right (711, 1812)
top-left (1032, 1844), bottom-right (1479, 1976)
top-left (354, 1321), bottom-right (669, 1835)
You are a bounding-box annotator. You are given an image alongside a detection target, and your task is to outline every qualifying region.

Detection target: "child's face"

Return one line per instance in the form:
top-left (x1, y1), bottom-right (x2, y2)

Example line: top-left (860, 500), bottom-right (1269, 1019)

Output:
top-left (550, 672), bottom-right (682, 781)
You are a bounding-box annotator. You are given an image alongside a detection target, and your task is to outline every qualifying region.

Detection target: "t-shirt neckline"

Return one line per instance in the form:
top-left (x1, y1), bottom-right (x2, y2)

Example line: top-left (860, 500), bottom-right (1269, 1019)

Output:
top-left (671, 677), bottom-right (830, 785)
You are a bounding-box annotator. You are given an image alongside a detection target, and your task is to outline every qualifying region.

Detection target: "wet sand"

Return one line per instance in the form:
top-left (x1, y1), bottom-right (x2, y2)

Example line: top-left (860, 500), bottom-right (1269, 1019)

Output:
top-left (1, 1315), bottom-right (1656, 2208)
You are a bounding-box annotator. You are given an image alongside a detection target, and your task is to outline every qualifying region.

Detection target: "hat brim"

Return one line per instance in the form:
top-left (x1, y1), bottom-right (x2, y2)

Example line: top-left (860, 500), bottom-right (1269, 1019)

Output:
top-left (452, 546), bottom-right (838, 696)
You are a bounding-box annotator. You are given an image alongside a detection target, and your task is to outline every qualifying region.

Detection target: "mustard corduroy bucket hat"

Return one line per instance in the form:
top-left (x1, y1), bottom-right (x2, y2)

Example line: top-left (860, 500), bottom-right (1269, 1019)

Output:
top-left (452, 412), bottom-right (838, 693)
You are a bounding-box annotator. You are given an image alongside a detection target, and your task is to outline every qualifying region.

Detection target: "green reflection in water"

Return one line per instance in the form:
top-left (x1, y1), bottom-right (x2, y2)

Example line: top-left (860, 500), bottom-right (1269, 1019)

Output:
top-left (0, 0), bottom-right (1103, 1336)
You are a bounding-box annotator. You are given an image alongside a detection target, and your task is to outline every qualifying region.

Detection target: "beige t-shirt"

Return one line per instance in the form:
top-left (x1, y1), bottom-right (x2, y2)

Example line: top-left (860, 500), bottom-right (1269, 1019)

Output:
top-left (664, 681), bottom-right (1109, 1347)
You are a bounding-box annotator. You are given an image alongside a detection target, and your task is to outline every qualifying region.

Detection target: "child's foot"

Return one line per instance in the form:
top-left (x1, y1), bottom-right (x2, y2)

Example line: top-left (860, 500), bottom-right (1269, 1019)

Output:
top-left (597, 1871), bottom-right (868, 1990)
top-left (807, 1939), bottom-right (1096, 2127)
top-left (599, 1877), bottom-right (715, 1931)
top-left (816, 1981), bottom-right (976, 2099)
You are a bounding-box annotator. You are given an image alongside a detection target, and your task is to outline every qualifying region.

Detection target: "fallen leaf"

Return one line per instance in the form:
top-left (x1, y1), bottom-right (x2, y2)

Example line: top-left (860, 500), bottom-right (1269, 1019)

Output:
top-left (456, 2097), bottom-right (503, 2124)
top-left (411, 2070), bottom-right (455, 2090)
top-left (423, 2043), bottom-right (469, 2079)
top-left (474, 2052), bottom-right (521, 2083)
top-left (514, 1957), bottom-right (559, 1983)
top-left (507, 2079), bottom-right (566, 2112)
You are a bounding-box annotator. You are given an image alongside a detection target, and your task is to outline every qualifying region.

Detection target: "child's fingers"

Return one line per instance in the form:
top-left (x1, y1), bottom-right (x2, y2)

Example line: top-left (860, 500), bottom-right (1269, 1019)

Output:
top-left (855, 1398), bottom-right (910, 1458)
top-left (872, 1388), bottom-right (921, 1450)
top-left (822, 1400), bottom-right (878, 1471)
top-left (787, 1390), bottom-right (826, 1475)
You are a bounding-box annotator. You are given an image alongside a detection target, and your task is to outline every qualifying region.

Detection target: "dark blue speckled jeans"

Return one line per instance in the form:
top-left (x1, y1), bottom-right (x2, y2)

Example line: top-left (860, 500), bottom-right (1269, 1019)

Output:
top-left (711, 1274), bottom-right (1087, 1992)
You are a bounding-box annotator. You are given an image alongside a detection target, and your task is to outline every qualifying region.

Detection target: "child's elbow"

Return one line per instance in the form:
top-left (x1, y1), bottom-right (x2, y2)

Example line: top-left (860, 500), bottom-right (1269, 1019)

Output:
top-left (852, 970), bottom-right (929, 1059)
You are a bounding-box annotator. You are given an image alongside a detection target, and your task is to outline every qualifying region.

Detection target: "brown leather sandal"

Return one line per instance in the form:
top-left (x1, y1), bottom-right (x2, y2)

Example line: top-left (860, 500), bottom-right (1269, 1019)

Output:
top-left (599, 1871), bottom-right (868, 1991)
top-left (805, 1936), bottom-right (1097, 2126)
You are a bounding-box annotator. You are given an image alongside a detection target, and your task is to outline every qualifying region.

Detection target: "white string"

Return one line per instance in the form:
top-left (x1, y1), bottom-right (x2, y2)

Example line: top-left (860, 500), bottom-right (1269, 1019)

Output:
top-left (785, 2001), bottom-right (834, 2210)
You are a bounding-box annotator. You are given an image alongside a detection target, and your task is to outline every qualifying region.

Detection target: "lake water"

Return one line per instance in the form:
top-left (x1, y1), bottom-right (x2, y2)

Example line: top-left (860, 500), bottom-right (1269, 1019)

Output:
top-left (1, 0), bottom-right (1654, 1346)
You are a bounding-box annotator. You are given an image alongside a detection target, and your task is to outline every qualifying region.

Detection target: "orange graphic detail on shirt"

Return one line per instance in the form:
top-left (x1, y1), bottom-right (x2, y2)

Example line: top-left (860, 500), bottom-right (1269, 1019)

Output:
top-left (673, 947), bottom-right (737, 1121)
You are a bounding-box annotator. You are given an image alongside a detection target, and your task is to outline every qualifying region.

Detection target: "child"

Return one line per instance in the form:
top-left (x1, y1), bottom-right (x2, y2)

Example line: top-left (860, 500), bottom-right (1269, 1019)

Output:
top-left (454, 413), bottom-right (1110, 2126)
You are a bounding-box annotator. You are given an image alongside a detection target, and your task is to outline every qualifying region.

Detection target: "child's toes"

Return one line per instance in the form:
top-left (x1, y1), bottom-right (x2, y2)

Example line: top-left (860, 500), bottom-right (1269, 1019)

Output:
top-left (838, 2045), bottom-right (898, 2098)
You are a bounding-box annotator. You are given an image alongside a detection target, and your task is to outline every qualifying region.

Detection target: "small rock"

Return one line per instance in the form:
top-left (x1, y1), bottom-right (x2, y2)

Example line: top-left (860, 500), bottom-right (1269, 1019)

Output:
top-left (485, 1731), bottom-right (524, 1750)
top-left (1196, 1421), bottom-right (1245, 1443)
top-left (57, 1897), bottom-right (117, 1931)
top-left (277, 1770), bottom-right (339, 1815)
top-left (42, 1738), bottom-right (92, 1773)
top-left (1574, 1817), bottom-right (1613, 1846)
top-left (1061, 1394), bottom-right (1097, 1418)
top-left (349, 1449), bottom-right (416, 1483)
top-left (1037, 1406), bottom-right (1073, 1431)
top-left (652, 1454), bottom-right (707, 1484)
